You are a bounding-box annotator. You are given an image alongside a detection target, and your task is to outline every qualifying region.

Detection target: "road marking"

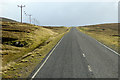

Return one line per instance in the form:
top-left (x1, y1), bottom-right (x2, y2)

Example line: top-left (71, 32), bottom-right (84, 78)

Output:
top-left (31, 37), bottom-right (64, 79)
top-left (78, 29), bottom-right (120, 56)
top-left (83, 53), bottom-right (86, 57)
top-left (97, 41), bottom-right (120, 56)
top-left (88, 65), bottom-right (92, 72)
top-left (84, 32), bottom-right (120, 56)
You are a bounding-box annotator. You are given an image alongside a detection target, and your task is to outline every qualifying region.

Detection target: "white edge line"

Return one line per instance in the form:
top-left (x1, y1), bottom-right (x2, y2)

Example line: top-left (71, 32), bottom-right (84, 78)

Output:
top-left (31, 37), bottom-right (64, 79)
top-left (77, 28), bottom-right (120, 56)
top-left (96, 40), bottom-right (120, 56)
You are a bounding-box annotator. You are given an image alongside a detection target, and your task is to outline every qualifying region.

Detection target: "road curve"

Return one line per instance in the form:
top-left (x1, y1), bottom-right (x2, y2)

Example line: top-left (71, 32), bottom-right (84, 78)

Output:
top-left (30, 28), bottom-right (118, 78)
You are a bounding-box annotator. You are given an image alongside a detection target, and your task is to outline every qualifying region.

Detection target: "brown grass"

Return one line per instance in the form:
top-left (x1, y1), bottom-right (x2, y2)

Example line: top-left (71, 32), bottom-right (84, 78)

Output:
top-left (1, 21), bottom-right (70, 78)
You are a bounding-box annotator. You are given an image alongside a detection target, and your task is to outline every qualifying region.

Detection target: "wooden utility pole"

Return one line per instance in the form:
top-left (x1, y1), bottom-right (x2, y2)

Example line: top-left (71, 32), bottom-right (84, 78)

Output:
top-left (17, 5), bottom-right (25, 23)
top-left (24, 11), bottom-right (31, 24)
top-left (29, 15), bottom-right (32, 24)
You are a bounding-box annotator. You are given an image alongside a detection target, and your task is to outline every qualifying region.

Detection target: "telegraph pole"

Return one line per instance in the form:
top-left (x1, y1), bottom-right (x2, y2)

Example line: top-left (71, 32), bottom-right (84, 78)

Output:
top-left (17, 5), bottom-right (25, 23)
top-left (24, 11), bottom-right (32, 24)
top-left (32, 18), bottom-right (36, 25)
top-left (29, 15), bottom-right (32, 24)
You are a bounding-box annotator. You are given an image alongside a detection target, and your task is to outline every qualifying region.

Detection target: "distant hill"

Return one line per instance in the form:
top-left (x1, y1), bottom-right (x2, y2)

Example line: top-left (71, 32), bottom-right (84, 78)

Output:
top-left (0, 17), bottom-right (17, 22)
top-left (81, 23), bottom-right (118, 31)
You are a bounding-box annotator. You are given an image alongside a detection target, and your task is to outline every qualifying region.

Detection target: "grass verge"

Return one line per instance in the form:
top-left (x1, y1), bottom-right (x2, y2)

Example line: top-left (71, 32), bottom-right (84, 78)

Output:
top-left (2, 33), bottom-right (67, 78)
top-left (2, 21), bottom-right (70, 78)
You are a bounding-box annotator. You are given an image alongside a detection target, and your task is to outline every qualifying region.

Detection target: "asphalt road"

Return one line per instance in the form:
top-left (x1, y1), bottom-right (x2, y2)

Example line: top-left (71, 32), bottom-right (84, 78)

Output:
top-left (30, 28), bottom-right (118, 78)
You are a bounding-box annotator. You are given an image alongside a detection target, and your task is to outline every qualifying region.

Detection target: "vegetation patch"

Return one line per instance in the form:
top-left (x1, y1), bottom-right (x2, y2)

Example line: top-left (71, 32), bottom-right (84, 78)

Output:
top-left (1, 19), bottom-right (70, 78)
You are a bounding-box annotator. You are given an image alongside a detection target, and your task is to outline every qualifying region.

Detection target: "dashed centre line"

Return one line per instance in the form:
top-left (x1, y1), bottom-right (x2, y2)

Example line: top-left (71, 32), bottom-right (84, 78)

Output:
top-left (88, 65), bottom-right (92, 72)
top-left (83, 53), bottom-right (86, 57)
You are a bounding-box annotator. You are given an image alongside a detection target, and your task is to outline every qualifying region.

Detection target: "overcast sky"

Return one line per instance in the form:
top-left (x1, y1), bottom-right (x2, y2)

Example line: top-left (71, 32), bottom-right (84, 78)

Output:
top-left (0, 0), bottom-right (119, 26)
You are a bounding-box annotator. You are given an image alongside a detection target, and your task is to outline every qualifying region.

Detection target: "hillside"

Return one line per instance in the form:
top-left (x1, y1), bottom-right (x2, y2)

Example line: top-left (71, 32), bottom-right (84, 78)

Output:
top-left (0, 17), bottom-right (17, 22)
top-left (1, 17), bottom-right (69, 78)
top-left (77, 23), bottom-right (119, 52)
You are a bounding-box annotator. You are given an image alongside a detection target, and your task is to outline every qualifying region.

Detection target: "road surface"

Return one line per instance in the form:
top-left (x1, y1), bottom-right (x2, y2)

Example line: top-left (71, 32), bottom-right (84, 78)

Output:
top-left (30, 28), bottom-right (118, 78)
